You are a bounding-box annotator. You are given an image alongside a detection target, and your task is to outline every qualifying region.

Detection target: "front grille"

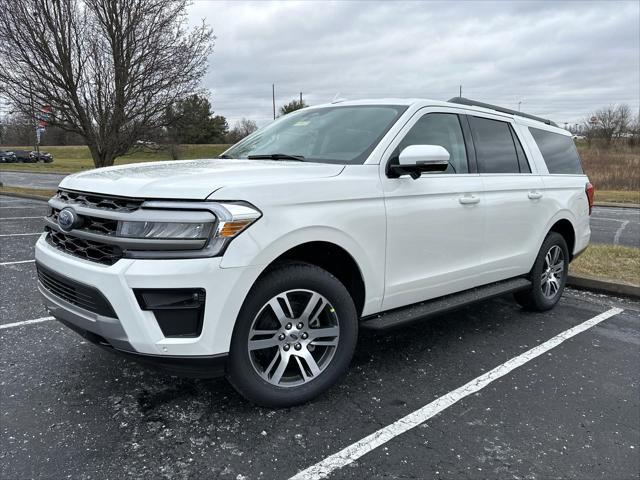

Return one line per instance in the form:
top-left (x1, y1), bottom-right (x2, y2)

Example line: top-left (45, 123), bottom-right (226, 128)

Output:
top-left (46, 228), bottom-right (123, 265)
top-left (37, 263), bottom-right (117, 317)
top-left (55, 189), bottom-right (143, 212)
top-left (50, 208), bottom-right (118, 236)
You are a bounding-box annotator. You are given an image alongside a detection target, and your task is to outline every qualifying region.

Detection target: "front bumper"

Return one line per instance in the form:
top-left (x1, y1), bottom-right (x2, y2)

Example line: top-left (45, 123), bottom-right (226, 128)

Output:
top-left (35, 234), bottom-right (263, 360)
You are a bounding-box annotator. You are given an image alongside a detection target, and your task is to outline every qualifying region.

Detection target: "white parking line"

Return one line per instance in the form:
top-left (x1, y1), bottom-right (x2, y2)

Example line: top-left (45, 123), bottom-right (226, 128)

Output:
top-left (613, 220), bottom-right (630, 245)
top-left (0, 259), bottom-right (35, 266)
top-left (0, 232), bottom-right (41, 237)
top-left (591, 217), bottom-right (624, 222)
top-left (290, 307), bottom-right (624, 480)
top-left (0, 205), bottom-right (47, 208)
top-left (0, 216), bottom-right (44, 220)
top-left (0, 316), bottom-right (55, 330)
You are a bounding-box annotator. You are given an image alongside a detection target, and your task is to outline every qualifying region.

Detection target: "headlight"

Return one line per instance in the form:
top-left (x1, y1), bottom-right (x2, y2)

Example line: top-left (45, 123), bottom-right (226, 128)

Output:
top-left (117, 221), bottom-right (213, 239)
top-left (207, 202), bottom-right (262, 255)
top-left (115, 201), bottom-right (261, 256)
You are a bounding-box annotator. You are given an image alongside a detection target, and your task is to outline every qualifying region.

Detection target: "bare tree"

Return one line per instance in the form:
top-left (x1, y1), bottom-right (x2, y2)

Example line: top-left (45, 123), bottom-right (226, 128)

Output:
top-left (593, 104), bottom-right (632, 145)
top-left (581, 116), bottom-right (600, 148)
top-left (227, 118), bottom-right (258, 144)
top-left (0, 0), bottom-right (213, 167)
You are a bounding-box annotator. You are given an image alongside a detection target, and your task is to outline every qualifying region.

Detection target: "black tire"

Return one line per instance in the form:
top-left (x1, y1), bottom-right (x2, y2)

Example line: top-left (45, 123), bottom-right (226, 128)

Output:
top-left (227, 262), bottom-right (358, 408)
top-left (514, 232), bottom-right (569, 311)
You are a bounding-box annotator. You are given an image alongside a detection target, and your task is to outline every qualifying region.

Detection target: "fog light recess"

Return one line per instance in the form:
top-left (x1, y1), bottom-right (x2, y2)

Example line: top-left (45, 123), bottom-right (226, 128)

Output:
top-left (134, 289), bottom-right (206, 338)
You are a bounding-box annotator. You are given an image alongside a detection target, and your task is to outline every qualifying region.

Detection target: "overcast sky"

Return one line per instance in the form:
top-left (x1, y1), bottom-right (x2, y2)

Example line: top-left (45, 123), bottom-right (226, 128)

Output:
top-left (187, 0), bottom-right (640, 128)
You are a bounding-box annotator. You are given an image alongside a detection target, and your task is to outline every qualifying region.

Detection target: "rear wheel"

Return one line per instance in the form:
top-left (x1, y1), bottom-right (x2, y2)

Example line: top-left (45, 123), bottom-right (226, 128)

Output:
top-left (514, 232), bottom-right (569, 311)
top-left (227, 262), bottom-right (358, 407)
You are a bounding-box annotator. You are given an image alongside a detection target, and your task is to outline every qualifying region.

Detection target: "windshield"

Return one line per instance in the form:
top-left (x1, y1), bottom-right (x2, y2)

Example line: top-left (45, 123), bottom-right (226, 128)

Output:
top-left (223, 105), bottom-right (407, 164)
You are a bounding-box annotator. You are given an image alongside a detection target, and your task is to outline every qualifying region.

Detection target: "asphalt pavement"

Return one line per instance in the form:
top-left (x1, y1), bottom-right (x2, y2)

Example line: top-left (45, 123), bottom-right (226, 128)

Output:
top-left (0, 170), bottom-right (66, 190)
top-left (590, 206), bottom-right (640, 248)
top-left (0, 195), bottom-right (638, 480)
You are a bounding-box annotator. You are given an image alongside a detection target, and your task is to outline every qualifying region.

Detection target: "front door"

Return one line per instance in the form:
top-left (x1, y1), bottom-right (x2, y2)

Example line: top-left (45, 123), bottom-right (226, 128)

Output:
top-left (381, 108), bottom-right (485, 310)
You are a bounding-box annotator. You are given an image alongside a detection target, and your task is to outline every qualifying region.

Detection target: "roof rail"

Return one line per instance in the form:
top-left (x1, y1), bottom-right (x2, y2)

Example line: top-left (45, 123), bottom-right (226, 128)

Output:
top-left (447, 97), bottom-right (558, 127)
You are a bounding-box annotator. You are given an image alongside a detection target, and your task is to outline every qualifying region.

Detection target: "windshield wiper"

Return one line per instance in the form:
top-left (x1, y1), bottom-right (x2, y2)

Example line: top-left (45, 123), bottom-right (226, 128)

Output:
top-left (247, 153), bottom-right (305, 161)
top-left (218, 154), bottom-right (232, 159)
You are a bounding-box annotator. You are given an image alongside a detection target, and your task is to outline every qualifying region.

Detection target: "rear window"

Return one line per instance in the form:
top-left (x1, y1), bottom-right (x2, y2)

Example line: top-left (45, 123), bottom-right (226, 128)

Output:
top-left (468, 116), bottom-right (520, 173)
top-left (530, 127), bottom-right (583, 174)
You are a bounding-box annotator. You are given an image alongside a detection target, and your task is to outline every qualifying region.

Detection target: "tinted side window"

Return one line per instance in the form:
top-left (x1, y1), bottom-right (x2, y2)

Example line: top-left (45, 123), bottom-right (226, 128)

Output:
top-left (511, 129), bottom-right (531, 173)
top-left (397, 113), bottom-right (468, 174)
top-left (468, 116), bottom-right (520, 174)
top-left (530, 127), bottom-right (583, 174)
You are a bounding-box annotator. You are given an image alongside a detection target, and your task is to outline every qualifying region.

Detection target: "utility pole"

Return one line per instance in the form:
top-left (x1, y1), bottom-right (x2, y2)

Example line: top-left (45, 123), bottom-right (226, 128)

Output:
top-left (459, 85), bottom-right (462, 97)
top-left (272, 84), bottom-right (276, 120)
top-left (28, 80), bottom-right (40, 156)
top-left (300, 91), bottom-right (303, 105)
top-left (518, 101), bottom-right (522, 112)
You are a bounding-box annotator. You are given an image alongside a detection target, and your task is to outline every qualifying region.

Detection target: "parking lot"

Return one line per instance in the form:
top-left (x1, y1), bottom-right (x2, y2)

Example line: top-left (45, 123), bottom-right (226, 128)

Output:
top-left (1, 194), bottom-right (638, 480)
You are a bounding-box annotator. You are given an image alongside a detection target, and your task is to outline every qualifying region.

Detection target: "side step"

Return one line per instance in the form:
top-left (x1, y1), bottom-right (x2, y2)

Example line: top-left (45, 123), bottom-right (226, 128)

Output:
top-left (360, 277), bottom-right (532, 331)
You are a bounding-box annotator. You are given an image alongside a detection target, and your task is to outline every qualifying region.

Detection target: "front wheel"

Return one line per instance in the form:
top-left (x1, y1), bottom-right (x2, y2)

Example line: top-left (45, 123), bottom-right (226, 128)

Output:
top-left (514, 232), bottom-right (569, 311)
top-left (227, 262), bottom-right (358, 408)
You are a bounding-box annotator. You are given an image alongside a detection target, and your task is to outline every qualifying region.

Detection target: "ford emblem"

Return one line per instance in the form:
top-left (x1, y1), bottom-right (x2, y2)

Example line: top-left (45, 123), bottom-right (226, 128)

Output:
top-left (58, 207), bottom-right (80, 232)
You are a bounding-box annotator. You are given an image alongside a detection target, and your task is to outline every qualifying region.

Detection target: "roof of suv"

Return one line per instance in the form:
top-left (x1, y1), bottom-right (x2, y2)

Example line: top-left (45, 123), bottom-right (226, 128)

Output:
top-left (311, 97), bottom-right (568, 135)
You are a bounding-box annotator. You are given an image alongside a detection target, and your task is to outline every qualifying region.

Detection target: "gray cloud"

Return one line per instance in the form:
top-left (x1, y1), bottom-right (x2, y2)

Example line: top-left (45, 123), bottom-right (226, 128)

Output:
top-left (188, 0), bottom-right (639, 127)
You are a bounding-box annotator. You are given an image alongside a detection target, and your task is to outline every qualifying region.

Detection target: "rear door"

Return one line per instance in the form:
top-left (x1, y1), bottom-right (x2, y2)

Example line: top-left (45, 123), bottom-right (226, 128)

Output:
top-left (467, 114), bottom-right (547, 280)
top-left (380, 107), bottom-right (485, 310)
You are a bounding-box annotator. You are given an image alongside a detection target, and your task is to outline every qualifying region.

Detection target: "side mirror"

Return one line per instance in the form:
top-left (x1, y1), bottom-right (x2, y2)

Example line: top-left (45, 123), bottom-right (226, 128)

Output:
top-left (387, 145), bottom-right (450, 179)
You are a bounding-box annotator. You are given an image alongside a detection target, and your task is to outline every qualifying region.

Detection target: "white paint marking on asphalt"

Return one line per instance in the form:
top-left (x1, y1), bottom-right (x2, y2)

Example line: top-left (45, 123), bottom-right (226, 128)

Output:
top-left (591, 217), bottom-right (624, 222)
top-left (0, 206), bottom-right (47, 209)
top-left (290, 307), bottom-right (625, 480)
top-left (0, 199), bottom-right (34, 204)
top-left (0, 216), bottom-right (44, 220)
top-left (0, 316), bottom-right (55, 330)
top-left (0, 232), bottom-right (41, 237)
top-left (0, 259), bottom-right (35, 266)
top-left (613, 220), bottom-right (630, 245)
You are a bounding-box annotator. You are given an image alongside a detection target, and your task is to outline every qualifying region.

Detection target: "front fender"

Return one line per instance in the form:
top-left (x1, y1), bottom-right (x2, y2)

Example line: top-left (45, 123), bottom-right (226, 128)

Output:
top-left (221, 224), bottom-right (384, 315)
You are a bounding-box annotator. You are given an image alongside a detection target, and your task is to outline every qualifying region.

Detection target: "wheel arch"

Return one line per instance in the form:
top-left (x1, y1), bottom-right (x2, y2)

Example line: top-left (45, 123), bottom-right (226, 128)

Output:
top-left (548, 218), bottom-right (576, 260)
top-left (258, 241), bottom-right (367, 317)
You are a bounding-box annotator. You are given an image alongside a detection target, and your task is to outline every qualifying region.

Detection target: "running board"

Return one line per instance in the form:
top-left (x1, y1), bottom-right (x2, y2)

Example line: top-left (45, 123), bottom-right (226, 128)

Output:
top-left (360, 277), bottom-right (532, 331)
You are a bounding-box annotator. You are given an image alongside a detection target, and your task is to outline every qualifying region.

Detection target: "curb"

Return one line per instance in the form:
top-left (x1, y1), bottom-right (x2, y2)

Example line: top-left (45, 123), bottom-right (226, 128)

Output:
top-left (0, 191), bottom-right (50, 202)
top-left (594, 202), bottom-right (640, 209)
top-left (568, 274), bottom-right (640, 299)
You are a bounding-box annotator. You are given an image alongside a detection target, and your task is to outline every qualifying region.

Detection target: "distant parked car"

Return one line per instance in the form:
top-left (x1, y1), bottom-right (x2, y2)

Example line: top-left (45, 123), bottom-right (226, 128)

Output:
top-left (12, 150), bottom-right (37, 163)
top-left (8, 150), bottom-right (53, 163)
top-left (0, 150), bottom-right (17, 163)
top-left (30, 151), bottom-right (54, 163)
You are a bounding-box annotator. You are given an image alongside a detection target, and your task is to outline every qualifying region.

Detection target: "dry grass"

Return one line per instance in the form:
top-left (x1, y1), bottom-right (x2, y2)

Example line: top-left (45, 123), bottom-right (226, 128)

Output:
top-left (578, 144), bottom-right (640, 192)
top-left (595, 190), bottom-right (640, 204)
top-left (570, 244), bottom-right (640, 286)
top-left (0, 144), bottom-right (230, 173)
top-left (0, 185), bottom-right (56, 199)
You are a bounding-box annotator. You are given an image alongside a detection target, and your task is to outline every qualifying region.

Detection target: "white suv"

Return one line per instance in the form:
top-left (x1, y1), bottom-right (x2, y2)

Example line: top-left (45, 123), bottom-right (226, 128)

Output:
top-left (35, 97), bottom-right (593, 407)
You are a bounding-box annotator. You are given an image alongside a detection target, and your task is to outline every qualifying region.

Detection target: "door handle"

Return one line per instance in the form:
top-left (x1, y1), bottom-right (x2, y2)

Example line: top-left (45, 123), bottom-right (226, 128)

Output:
top-left (528, 191), bottom-right (543, 200)
top-left (459, 195), bottom-right (480, 205)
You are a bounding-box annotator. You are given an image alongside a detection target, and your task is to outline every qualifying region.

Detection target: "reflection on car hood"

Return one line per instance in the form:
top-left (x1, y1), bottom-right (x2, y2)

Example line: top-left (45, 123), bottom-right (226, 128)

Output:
top-left (59, 158), bottom-right (345, 199)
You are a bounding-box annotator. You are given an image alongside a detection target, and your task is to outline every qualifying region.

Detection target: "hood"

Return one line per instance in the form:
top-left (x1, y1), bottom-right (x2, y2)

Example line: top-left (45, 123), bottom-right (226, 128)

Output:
top-left (59, 158), bottom-right (345, 199)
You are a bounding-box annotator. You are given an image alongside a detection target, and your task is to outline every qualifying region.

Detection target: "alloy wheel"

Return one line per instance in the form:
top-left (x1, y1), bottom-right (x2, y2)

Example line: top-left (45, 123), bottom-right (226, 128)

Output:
top-left (540, 245), bottom-right (564, 299)
top-left (248, 289), bottom-right (340, 387)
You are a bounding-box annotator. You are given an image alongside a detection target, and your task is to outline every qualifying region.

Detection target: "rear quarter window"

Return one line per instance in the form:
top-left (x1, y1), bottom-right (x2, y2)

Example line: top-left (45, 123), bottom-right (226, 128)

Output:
top-left (530, 127), bottom-right (584, 174)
